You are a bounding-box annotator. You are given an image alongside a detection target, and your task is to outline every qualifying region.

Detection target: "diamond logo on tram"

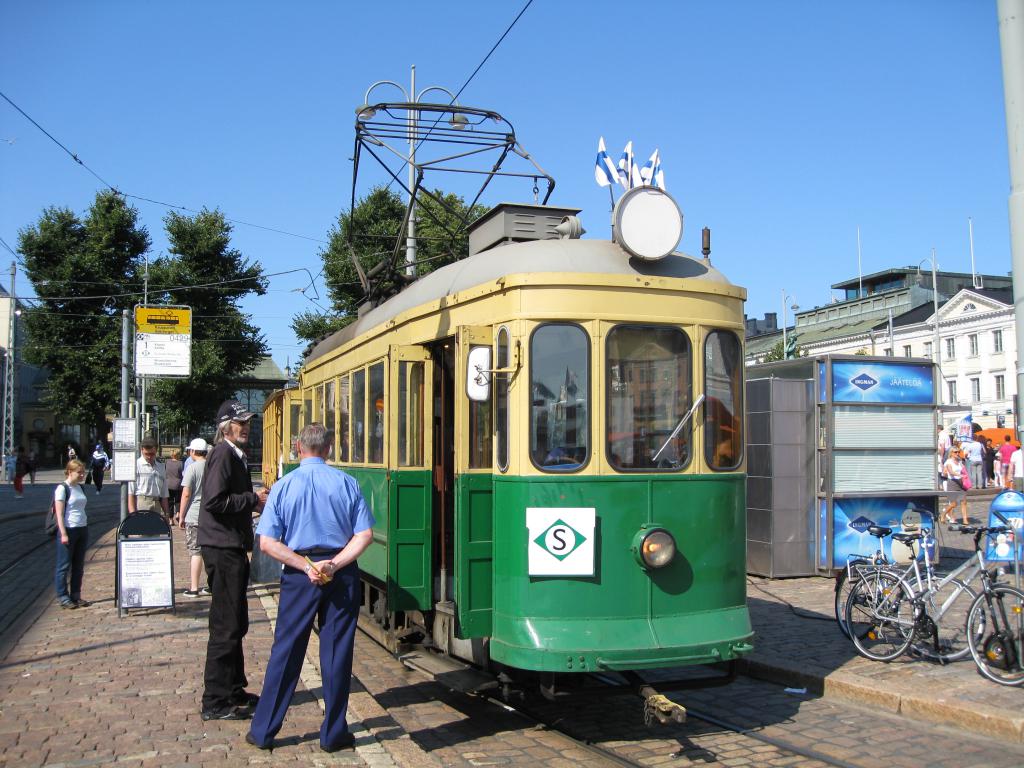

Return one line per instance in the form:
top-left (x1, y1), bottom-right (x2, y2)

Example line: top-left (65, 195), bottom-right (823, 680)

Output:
top-left (534, 519), bottom-right (587, 561)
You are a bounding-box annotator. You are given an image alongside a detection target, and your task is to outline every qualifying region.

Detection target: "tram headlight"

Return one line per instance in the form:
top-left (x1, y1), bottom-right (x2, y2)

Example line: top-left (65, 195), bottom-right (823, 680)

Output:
top-left (632, 526), bottom-right (677, 569)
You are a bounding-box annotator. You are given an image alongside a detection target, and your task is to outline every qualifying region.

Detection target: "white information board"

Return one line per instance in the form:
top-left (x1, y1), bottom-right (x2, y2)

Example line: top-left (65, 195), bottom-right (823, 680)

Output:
top-left (135, 306), bottom-right (192, 377)
top-left (112, 450), bottom-right (137, 483)
top-left (118, 539), bottom-right (173, 608)
top-left (113, 418), bottom-right (138, 451)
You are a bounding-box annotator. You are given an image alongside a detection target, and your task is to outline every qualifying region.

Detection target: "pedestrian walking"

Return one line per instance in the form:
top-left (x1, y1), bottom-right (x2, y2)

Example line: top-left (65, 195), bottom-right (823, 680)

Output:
top-left (66, 445), bottom-right (77, 464)
top-left (198, 399), bottom-right (268, 721)
top-left (27, 450), bottom-right (37, 484)
top-left (127, 438), bottom-right (169, 518)
top-left (967, 439), bottom-right (983, 491)
top-left (942, 448), bottom-right (969, 526)
top-left (90, 444), bottom-right (109, 493)
top-left (54, 459), bottom-right (90, 609)
top-left (246, 423), bottom-right (373, 752)
top-left (999, 435), bottom-right (1016, 489)
top-left (983, 438), bottom-right (996, 489)
top-left (177, 439), bottom-right (209, 597)
top-left (166, 450), bottom-right (183, 513)
top-left (1012, 445), bottom-right (1024, 493)
top-left (13, 447), bottom-right (27, 499)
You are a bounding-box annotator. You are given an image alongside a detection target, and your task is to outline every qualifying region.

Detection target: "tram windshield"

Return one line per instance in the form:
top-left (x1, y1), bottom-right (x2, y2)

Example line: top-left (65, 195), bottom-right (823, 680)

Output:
top-left (607, 325), bottom-right (692, 471)
top-left (530, 324), bottom-right (589, 471)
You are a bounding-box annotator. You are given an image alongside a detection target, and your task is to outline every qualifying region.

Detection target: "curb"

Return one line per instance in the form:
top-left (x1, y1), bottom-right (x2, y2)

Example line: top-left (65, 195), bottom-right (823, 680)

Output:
top-left (737, 656), bottom-right (1024, 743)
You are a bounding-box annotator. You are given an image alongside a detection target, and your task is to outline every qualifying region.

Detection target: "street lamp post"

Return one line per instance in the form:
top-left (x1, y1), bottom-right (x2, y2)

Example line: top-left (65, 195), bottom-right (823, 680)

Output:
top-left (918, 252), bottom-right (941, 367)
top-left (781, 290), bottom-right (798, 358)
top-left (357, 66), bottom-right (464, 277)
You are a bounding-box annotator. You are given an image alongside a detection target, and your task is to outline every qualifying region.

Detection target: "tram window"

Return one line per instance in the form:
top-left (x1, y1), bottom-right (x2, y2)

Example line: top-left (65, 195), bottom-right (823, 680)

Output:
top-left (496, 327), bottom-right (510, 472)
top-left (313, 385), bottom-right (324, 425)
top-left (288, 401), bottom-right (301, 461)
top-left (468, 345), bottom-right (493, 469)
top-left (352, 369), bottom-right (366, 463)
top-left (368, 362), bottom-right (385, 464)
top-left (399, 361), bottom-right (424, 467)
top-left (704, 330), bottom-right (744, 470)
top-left (606, 325), bottom-right (692, 471)
top-left (339, 374), bottom-right (350, 462)
top-left (325, 379), bottom-right (337, 459)
top-left (530, 324), bottom-right (589, 472)
top-left (303, 394), bottom-right (312, 429)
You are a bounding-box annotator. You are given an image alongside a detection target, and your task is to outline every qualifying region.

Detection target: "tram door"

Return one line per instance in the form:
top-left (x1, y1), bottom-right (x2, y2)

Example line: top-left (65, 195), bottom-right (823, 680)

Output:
top-left (430, 338), bottom-right (456, 604)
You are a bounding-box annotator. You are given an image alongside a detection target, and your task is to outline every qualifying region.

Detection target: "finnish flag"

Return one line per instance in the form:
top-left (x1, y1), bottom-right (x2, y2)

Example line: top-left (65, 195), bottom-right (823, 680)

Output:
top-left (640, 148), bottom-right (665, 189)
top-left (617, 141), bottom-right (635, 189)
top-left (594, 137), bottom-right (618, 187)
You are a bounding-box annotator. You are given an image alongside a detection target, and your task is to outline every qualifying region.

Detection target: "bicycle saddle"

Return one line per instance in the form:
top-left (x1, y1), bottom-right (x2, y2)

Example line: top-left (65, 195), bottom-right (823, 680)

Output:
top-left (868, 525), bottom-right (892, 538)
top-left (892, 532), bottom-right (923, 543)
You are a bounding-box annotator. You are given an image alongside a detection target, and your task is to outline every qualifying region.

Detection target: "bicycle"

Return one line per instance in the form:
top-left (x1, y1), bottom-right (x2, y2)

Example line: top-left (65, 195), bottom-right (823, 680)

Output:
top-left (834, 525), bottom-right (891, 640)
top-left (963, 518), bottom-right (1024, 686)
top-left (843, 525), bottom-right (980, 663)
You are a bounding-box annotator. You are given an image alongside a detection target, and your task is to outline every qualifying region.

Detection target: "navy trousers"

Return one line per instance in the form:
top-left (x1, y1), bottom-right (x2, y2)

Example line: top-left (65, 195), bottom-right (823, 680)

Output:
top-left (249, 561), bottom-right (360, 748)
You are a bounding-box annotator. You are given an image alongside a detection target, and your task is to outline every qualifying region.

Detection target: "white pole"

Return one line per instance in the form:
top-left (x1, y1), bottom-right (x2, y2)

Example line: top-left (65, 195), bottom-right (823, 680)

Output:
top-left (997, 0), bottom-right (1024, 438)
top-left (857, 226), bottom-right (863, 299)
top-left (932, 249), bottom-right (940, 367)
top-left (406, 64), bottom-right (417, 278)
top-left (781, 288), bottom-right (787, 357)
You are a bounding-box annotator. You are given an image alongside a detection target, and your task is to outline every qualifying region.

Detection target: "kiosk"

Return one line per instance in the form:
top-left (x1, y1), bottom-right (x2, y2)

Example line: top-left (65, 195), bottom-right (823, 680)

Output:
top-left (746, 354), bottom-right (940, 576)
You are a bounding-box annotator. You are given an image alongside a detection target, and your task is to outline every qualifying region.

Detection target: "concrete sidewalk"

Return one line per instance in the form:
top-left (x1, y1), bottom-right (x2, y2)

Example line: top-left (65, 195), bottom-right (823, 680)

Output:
top-left (741, 518), bottom-right (1024, 742)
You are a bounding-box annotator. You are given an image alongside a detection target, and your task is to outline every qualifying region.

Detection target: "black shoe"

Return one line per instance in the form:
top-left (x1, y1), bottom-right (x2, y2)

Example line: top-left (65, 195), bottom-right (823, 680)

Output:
top-left (201, 705), bottom-right (252, 721)
top-left (320, 733), bottom-right (355, 752)
top-left (245, 732), bottom-right (272, 750)
top-left (230, 691), bottom-right (259, 708)
top-left (73, 599), bottom-right (91, 608)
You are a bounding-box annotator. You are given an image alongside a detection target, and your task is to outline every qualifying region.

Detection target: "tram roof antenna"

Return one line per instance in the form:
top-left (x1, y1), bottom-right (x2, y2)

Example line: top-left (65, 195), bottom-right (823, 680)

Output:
top-left (350, 101), bottom-right (556, 306)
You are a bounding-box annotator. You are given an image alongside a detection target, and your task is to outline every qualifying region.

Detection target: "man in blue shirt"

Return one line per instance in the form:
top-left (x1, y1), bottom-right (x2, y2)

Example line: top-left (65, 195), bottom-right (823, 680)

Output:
top-left (246, 423), bottom-right (374, 752)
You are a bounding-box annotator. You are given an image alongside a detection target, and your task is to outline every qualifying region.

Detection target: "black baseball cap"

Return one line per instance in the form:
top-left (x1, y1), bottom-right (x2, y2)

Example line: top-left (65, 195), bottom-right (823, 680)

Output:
top-left (217, 399), bottom-right (254, 424)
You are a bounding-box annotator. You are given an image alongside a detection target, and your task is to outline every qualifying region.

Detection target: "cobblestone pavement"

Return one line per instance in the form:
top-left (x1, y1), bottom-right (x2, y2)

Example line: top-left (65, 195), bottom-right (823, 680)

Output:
top-left (1, 480), bottom-right (1023, 766)
top-left (743, 493), bottom-right (1024, 742)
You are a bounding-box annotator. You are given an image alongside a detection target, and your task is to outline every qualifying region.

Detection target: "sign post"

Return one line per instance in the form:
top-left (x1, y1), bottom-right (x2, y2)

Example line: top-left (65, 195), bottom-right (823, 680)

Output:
top-left (134, 305), bottom-right (192, 378)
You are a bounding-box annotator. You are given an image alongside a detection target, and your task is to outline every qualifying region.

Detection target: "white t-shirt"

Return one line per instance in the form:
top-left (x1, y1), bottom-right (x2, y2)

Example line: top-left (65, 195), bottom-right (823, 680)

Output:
top-left (1010, 449), bottom-right (1024, 480)
top-left (54, 482), bottom-right (88, 528)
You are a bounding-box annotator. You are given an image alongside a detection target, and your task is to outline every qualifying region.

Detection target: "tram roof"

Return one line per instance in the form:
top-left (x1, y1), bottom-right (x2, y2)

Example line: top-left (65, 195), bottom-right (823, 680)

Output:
top-left (306, 238), bottom-right (739, 363)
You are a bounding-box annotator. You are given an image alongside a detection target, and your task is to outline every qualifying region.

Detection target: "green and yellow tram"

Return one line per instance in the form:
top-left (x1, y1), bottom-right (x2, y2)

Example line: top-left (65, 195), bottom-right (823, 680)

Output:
top-left (263, 191), bottom-right (753, 678)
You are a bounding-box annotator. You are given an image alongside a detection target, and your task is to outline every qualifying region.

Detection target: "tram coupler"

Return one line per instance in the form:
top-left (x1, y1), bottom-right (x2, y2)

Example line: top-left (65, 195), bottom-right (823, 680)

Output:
top-left (621, 672), bottom-right (687, 726)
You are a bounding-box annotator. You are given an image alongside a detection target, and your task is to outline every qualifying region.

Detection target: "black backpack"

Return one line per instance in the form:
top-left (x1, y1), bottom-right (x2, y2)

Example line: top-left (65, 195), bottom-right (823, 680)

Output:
top-left (44, 482), bottom-right (72, 537)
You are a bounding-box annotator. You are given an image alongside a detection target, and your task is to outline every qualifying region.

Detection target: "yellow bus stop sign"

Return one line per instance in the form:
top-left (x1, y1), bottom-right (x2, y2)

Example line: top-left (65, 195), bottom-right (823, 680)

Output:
top-left (135, 306), bottom-right (192, 334)
top-left (134, 305), bottom-right (192, 377)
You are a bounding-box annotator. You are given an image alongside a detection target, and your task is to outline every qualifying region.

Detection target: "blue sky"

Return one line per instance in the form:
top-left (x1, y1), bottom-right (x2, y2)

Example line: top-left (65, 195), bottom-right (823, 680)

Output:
top-left (0, 1), bottom-right (1012, 371)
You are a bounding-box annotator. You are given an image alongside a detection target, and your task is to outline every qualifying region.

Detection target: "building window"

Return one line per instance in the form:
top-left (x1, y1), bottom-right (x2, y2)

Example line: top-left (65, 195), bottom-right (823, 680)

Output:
top-left (970, 378), bottom-right (980, 403)
top-left (996, 375), bottom-right (1005, 401)
top-left (945, 338), bottom-right (955, 360)
top-left (994, 330), bottom-right (1004, 353)
top-left (924, 341), bottom-right (933, 359)
top-left (883, 348), bottom-right (893, 357)
top-left (947, 380), bottom-right (957, 404)
top-left (903, 345), bottom-right (912, 358)
top-left (969, 334), bottom-right (979, 357)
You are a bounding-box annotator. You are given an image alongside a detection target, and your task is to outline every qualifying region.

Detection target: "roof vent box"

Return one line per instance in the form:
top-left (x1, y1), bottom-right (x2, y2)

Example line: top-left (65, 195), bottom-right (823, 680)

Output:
top-left (468, 202), bottom-right (582, 256)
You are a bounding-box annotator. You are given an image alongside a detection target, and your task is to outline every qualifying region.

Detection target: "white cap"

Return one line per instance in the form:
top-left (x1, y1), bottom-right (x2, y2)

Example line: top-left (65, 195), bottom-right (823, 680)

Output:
top-left (187, 438), bottom-right (209, 453)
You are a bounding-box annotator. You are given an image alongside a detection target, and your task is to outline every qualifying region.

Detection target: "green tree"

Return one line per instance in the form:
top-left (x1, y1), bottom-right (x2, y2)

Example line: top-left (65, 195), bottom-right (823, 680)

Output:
top-left (19, 191), bottom-right (150, 442)
top-left (145, 209), bottom-right (268, 434)
top-left (292, 186), bottom-right (485, 343)
top-left (762, 339), bottom-right (803, 362)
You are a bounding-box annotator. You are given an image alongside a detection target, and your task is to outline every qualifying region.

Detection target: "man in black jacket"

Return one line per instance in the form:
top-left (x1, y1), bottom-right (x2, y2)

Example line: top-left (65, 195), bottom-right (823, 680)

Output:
top-left (197, 399), bottom-right (269, 720)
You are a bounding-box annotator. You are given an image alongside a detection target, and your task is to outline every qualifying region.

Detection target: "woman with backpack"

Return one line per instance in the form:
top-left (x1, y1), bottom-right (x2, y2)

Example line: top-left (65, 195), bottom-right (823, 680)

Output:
top-left (54, 459), bottom-right (90, 609)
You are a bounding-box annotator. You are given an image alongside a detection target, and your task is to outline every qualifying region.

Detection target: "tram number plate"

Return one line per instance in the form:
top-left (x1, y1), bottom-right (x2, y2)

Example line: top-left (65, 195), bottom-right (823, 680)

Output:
top-left (526, 508), bottom-right (596, 577)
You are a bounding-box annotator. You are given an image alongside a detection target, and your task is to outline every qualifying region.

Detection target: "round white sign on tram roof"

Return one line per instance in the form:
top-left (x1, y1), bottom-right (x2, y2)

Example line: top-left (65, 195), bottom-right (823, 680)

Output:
top-left (612, 187), bottom-right (683, 261)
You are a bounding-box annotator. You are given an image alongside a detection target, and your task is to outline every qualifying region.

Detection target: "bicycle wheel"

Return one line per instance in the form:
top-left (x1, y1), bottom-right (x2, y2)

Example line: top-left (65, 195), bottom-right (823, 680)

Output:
top-left (910, 578), bottom-right (976, 663)
top-left (845, 571), bottom-right (915, 662)
top-left (966, 585), bottom-right (1024, 686)
top-left (835, 559), bottom-right (870, 639)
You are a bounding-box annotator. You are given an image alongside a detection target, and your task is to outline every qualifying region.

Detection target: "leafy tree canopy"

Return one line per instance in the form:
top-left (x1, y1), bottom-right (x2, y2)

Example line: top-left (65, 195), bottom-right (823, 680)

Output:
top-left (292, 186), bottom-right (485, 344)
top-left (19, 191), bottom-right (149, 436)
top-left (145, 209), bottom-right (268, 434)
